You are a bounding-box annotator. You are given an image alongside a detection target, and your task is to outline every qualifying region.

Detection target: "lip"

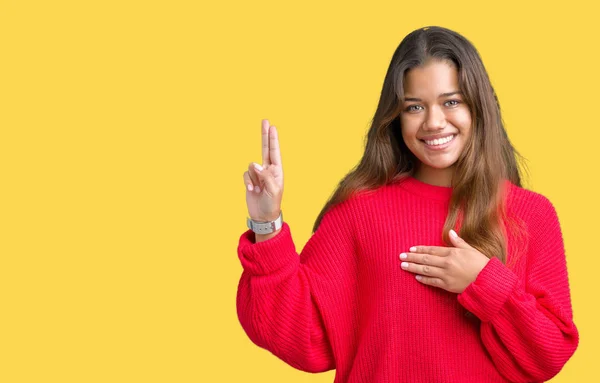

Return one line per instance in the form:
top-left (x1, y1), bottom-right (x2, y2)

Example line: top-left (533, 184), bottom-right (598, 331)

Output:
top-left (420, 134), bottom-right (457, 151)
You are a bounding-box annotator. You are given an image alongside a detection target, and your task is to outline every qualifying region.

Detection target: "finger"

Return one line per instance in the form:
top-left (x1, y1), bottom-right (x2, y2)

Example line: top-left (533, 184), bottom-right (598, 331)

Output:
top-left (243, 171), bottom-right (254, 191)
top-left (449, 229), bottom-right (474, 250)
top-left (269, 125), bottom-right (282, 166)
top-left (247, 162), bottom-right (262, 193)
top-left (415, 275), bottom-right (446, 289)
top-left (400, 261), bottom-right (444, 278)
top-left (399, 252), bottom-right (446, 268)
top-left (252, 163), bottom-right (280, 196)
top-left (260, 168), bottom-right (279, 196)
top-left (262, 119), bottom-right (271, 166)
top-left (409, 246), bottom-right (451, 257)
top-left (250, 162), bottom-right (279, 196)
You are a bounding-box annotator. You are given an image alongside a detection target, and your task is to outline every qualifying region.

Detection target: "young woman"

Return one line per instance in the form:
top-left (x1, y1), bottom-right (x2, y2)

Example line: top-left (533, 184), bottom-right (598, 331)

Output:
top-left (237, 26), bottom-right (579, 382)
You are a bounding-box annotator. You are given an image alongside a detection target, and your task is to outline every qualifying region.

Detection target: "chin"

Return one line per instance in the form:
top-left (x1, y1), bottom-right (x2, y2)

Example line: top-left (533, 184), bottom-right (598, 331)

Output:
top-left (428, 161), bottom-right (457, 170)
top-left (419, 156), bottom-right (459, 170)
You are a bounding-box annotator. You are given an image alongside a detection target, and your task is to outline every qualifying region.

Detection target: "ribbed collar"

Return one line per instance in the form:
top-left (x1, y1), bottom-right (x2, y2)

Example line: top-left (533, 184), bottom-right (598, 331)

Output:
top-left (396, 175), bottom-right (453, 202)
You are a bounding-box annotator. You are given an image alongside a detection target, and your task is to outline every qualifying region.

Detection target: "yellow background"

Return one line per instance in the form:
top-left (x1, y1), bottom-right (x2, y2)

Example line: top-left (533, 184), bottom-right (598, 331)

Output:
top-left (1, 0), bottom-right (597, 382)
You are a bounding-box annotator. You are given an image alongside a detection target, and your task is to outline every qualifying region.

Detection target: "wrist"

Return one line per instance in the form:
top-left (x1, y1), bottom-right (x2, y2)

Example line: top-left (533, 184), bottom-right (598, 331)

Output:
top-left (255, 228), bottom-right (282, 243)
top-left (250, 208), bottom-right (282, 222)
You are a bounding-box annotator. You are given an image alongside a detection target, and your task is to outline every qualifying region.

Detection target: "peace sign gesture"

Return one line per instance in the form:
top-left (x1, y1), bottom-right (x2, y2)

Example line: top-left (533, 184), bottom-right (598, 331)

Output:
top-left (243, 119), bottom-right (284, 223)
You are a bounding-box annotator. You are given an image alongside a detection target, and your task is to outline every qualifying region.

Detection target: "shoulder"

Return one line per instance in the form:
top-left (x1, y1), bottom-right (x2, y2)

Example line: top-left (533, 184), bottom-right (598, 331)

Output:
top-left (504, 181), bottom-right (559, 224)
top-left (319, 184), bottom-right (392, 224)
top-left (317, 191), bottom-right (362, 230)
top-left (332, 183), bottom-right (394, 207)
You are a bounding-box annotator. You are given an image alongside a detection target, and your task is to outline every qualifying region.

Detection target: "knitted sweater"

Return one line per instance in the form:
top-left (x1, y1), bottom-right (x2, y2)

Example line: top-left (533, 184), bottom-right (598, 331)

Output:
top-left (236, 176), bottom-right (579, 382)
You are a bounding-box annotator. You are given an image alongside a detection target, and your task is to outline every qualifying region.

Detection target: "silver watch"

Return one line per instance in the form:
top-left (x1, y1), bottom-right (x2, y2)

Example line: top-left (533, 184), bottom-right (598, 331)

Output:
top-left (247, 211), bottom-right (283, 234)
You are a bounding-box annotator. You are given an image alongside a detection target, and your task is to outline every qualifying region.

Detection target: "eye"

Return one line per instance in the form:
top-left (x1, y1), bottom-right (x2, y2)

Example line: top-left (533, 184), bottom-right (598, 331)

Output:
top-left (444, 100), bottom-right (460, 107)
top-left (405, 105), bottom-right (423, 112)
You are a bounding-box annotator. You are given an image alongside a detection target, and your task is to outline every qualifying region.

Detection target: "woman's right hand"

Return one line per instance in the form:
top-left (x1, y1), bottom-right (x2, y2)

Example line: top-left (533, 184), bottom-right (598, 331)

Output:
top-left (243, 119), bottom-right (284, 222)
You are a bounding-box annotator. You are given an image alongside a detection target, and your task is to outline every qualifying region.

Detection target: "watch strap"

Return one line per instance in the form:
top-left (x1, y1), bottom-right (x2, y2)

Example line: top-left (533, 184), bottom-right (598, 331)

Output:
top-left (246, 211), bottom-right (283, 234)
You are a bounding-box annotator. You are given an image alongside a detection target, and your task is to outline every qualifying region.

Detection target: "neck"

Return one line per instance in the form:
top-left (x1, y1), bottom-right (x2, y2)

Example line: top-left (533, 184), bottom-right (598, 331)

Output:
top-left (414, 164), bottom-right (455, 187)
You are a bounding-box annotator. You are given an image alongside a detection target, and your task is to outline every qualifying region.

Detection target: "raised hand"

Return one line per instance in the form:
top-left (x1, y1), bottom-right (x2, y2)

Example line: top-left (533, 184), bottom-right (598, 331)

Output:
top-left (243, 119), bottom-right (284, 223)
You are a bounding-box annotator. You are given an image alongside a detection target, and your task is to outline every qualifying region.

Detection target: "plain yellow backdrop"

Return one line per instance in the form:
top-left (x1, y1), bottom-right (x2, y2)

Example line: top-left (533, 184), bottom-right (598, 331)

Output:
top-left (1, 0), bottom-right (598, 382)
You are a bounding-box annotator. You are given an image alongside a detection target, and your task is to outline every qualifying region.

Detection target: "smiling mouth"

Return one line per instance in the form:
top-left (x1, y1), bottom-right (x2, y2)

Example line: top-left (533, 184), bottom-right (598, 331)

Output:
top-left (420, 134), bottom-right (456, 147)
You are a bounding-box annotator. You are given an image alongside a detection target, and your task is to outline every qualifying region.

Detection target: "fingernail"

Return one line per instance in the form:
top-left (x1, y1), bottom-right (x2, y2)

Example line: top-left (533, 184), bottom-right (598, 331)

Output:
top-left (450, 229), bottom-right (458, 238)
top-left (247, 184), bottom-right (253, 191)
top-left (401, 262), bottom-right (408, 269)
top-left (416, 275), bottom-right (423, 281)
top-left (253, 163), bottom-right (263, 172)
top-left (399, 253), bottom-right (407, 259)
top-left (409, 246), bottom-right (417, 252)
top-left (254, 186), bottom-right (260, 193)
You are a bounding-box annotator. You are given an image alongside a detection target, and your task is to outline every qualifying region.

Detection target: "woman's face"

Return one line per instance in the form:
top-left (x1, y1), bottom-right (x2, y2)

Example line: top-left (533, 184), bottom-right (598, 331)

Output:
top-left (400, 59), bottom-right (472, 185)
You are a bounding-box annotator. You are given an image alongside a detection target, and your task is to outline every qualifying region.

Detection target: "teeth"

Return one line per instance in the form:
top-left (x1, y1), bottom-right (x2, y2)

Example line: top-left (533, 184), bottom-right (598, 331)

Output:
top-left (425, 135), bottom-right (454, 146)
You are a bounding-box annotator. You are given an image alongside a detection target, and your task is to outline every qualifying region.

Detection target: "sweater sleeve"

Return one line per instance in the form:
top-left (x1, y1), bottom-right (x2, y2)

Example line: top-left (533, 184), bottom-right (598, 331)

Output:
top-left (457, 196), bottom-right (579, 382)
top-left (236, 202), bottom-right (357, 373)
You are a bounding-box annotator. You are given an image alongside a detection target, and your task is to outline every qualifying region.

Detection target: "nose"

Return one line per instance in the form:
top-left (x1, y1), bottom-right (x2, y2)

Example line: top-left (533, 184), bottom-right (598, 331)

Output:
top-left (422, 105), bottom-right (446, 130)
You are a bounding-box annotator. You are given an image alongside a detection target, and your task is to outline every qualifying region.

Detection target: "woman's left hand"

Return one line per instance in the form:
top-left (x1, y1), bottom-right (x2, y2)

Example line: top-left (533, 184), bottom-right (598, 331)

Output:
top-left (399, 230), bottom-right (490, 294)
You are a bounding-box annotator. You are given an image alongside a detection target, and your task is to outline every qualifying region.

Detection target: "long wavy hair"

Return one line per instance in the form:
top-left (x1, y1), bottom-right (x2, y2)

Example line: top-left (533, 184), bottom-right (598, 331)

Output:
top-left (313, 26), bottom-right (526, 263)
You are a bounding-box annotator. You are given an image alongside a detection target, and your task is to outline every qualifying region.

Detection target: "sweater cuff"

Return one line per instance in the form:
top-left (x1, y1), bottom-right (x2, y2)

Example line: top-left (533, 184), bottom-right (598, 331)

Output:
top-left (237, 222), bottom-right (299, 276)
top-left (457, 257), bottom-right (518, 322)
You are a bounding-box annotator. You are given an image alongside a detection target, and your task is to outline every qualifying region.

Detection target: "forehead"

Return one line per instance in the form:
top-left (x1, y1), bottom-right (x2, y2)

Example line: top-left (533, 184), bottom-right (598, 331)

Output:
top-left (402, 60), bottom-right (459, 96)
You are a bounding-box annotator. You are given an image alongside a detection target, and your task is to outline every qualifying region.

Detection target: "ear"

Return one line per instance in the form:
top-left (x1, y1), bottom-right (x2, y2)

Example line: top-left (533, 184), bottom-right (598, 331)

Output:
top-left (449, 230), bottom-right (474, 250)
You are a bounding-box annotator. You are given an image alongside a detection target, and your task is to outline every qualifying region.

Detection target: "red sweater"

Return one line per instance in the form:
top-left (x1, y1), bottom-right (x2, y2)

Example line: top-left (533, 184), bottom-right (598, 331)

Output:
top-left (236, 176), bottom-right (578, 382)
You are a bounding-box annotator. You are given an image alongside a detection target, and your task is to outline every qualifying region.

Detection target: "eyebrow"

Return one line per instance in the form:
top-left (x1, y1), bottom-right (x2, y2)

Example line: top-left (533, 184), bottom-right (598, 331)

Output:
top-left (403, 91), bottom-right (462, 102)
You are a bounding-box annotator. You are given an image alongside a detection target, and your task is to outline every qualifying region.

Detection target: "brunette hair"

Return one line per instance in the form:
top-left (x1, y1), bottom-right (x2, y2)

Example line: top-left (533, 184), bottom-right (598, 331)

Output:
top-left (313, 26), bottom-right (526, 263)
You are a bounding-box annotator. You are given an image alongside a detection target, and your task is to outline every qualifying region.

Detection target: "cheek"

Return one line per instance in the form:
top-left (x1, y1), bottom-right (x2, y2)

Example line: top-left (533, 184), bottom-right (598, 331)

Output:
top-left (400, 129), bottom-right (417, 150)
top-left (451, 110), bottom-right (472, 132)
top-left (400, 117), bottom-right (420, 142)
